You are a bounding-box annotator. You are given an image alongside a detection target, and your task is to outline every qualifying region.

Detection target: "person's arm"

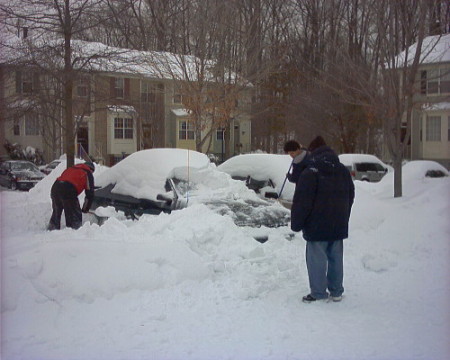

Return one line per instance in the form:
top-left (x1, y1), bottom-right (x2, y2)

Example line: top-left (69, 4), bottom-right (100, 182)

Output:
top-left (290, 169), bottom-right (317, 232)
top-left (82, 171), bottom-right (95, 213)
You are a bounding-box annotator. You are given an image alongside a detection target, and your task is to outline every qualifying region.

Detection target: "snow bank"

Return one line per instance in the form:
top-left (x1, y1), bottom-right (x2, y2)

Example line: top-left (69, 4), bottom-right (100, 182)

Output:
top-left (1, 155), bottom-right (450, 360)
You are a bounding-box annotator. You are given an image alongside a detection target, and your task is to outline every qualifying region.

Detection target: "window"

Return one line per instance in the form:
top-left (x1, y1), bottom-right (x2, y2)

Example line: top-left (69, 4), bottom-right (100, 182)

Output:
top-left (422, 68), bottom-right (450, 95)
top-left (25, 114), bottom-right (39, 136)
top-left (13, 120), bottom-right (20, 135)
top-left (114, 78), bottom-right (124, 98)
top-left (178, 121), bottom-right (194, 140)
top-left (441, 68), bottom-right (450, 93)
top-left (426, 116), bottom-right (441, 141)
top-left (77, 76), bottom-right (89, 97)
top-left (114, 117), bottom-right (133, 139)
top-left (141, 82), bottom-right (156, 103)
top-left (216, 128), bottom-right (225, 141)
top-left (16, 70), bottom-right (34, 94)
top-left (173, 86), bottom-right (183, 104)
top-left (448, 116), bottom-right (450, 141)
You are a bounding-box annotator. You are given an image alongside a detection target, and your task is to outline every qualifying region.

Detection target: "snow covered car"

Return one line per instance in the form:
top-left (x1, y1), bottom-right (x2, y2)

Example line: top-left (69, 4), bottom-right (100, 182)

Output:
top-left (40, 160), bottom-right (62, 175)
top-left (0, 160), bottom-right (45, 190)
top-left (217, 153), bottom-right (295, 200)
top-left (338, 154), bottom-right (391, 182)
top-left (91, 149), bottom-right (290, 229)
top-left (402, 160), bottom-right (448, 178)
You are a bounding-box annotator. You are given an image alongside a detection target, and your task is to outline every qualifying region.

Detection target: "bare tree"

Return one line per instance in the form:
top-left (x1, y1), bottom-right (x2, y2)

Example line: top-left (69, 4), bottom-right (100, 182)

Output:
top-left (0, 0), bottom-right (121, 167)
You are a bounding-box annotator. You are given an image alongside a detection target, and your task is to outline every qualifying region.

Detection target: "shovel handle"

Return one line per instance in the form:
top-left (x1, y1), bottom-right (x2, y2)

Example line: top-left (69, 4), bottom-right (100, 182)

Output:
top-left (278, 160), bottom-right (294, 198)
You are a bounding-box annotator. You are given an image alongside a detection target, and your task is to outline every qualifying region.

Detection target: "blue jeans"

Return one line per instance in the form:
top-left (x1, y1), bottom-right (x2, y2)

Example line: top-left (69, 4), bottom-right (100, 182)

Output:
top-left (306, 240), bottom-right (344, 299)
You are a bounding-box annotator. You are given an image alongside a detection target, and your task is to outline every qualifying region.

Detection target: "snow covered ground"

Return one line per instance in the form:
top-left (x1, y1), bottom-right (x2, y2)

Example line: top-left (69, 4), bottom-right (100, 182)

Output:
top-left (1, 160), bottom-right (449, 360)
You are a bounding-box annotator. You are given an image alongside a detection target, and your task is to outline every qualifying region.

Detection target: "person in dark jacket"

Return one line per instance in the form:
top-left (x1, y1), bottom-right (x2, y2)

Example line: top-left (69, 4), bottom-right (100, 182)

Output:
top-left (283, 140), bottom-right (309, 184)
top-left (291, 136), bottom-right (355, 303)
top-left (48, 161), bottom-right (95, 230)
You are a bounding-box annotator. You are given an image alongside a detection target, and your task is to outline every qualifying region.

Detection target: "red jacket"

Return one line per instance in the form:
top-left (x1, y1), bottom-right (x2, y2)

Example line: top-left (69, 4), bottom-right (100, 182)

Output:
top-left (57, 164), bottom-right (94, 195)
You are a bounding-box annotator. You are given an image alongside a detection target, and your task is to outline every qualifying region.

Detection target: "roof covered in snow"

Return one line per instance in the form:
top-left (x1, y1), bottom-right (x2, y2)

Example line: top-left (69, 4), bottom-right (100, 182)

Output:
top-left (0, 32), bottom-right (247, 84)
top-left (393, 33), bottom-right (450, 67)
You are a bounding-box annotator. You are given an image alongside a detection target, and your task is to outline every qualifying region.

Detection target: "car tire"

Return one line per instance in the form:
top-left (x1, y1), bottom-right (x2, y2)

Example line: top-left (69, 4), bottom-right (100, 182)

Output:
top-left (10, 181), bottom-right (17, 190)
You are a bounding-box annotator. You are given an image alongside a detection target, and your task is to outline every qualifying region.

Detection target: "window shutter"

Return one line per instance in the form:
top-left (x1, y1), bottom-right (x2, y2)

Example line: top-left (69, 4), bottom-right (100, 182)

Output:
top-left (110, 78), bottom-right (115, 97)
top-left (16, 71), bottom-right (22, 93)
top-left (124, 78), bottom-right (130, 98)
top-left (420, 71), bottom-right (427, 94)
top-left (33, 72), bottom-right (39, 93)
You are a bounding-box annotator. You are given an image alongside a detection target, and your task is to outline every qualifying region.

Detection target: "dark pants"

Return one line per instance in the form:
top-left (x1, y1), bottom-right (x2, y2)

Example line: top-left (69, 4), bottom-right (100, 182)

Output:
top-left (306, 240), bottom-right (344, 299)
top-left (48, 181), bottom-right (82, 230)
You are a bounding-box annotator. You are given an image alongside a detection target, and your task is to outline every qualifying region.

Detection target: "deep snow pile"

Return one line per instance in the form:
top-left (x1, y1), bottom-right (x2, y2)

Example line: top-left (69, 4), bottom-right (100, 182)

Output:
top-left (1, 162), bottom-right (449, 360)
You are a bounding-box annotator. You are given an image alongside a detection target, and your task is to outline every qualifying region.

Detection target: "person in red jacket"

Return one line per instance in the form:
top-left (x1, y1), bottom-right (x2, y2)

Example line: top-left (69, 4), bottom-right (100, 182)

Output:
top-left (48, 161), bottom-right (95, 230)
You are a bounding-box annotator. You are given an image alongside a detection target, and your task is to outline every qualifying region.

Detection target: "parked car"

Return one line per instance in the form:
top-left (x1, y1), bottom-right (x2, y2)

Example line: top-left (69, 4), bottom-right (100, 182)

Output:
top-left (402, 160), bottom-right (448, 179)
top-left (91, 149), bottom-right (290, 230)
top-left (218, 153), bottom-right (294, 200)
top-left (0, 160), bottom-right (45, 190)
top-left (339, 154), bottom-right (391, 182)
top-left (40, 160), bottom-right (61, 175)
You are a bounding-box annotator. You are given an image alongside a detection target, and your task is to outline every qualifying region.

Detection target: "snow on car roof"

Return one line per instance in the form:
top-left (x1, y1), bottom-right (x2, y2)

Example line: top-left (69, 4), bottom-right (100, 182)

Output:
top-left (339, 153), bottom-right (386, 165)
top-left (95, 148), bottom-right (211, 201)
top-left (218, 153), bottom-right (292, 182)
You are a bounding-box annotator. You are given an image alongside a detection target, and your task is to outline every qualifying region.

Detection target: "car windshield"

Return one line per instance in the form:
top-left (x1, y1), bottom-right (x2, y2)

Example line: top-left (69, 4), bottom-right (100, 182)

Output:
top-left (10, 162), bottom-right (37, 171)
top-left (169, 178), bottom-right (197, 196)
top-left (355, 162), bottom-right (385, 172)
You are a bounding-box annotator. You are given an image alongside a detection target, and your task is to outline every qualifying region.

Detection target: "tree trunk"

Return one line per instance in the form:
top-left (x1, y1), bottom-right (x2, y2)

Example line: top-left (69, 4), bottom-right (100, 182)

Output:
top-left (64, 5), bottom-right (74, 169)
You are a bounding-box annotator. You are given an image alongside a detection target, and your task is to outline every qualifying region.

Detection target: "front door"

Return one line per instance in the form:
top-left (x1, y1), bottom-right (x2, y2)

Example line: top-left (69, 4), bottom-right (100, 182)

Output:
top-left (77, 127), bottom-right (89, 158)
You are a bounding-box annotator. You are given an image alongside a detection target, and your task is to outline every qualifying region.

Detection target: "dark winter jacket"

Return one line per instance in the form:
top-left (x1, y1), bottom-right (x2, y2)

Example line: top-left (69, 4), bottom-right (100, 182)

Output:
top-left (291, 145), bottom-right (355, 241)
top-left (287, 151), bottom-right (310, 184)
top-left (57, 164), bottom-right (95, 206)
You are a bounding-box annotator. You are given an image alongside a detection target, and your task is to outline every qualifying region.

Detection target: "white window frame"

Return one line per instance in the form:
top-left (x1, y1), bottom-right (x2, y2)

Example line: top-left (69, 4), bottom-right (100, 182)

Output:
top-left (426, 116), bottom-right (441, 141)
top-left (216, 128), bottom-right (225, 141)
top-left (141, 82), bottom-right (156, 103)
top-left (115, 78), bottom-right (124, 99)
top-left (25, 114), bottom-right (39, 136)
top-left (178, 120), bottom-right (195, 140)
top-left (16, 70), bottom-right (34, 94)
top-left (114, 117), bottom-right (134, 139)
top-left (173, 86), bottom-right (184, 104)
top-left (77, 76), bottom-right (89, 97)
top-left (423, 68), bottom-right (450, 95)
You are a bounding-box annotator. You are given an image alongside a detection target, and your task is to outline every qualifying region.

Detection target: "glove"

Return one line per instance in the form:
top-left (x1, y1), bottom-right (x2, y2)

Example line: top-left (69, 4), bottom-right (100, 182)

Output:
top-left (81, 198), bottom-right (90, 213)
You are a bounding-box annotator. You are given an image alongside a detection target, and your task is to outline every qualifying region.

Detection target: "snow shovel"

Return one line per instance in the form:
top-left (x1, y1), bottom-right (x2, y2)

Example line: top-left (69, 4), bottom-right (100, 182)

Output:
top-left (278, 160), bottom-right (294, 199)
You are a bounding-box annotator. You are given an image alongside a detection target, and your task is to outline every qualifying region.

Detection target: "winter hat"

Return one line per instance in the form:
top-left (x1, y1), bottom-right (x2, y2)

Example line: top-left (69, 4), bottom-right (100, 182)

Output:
top-left (84, 161), bottom-right (95, 171)
top-left (308, 136), bottom-right (326, 152)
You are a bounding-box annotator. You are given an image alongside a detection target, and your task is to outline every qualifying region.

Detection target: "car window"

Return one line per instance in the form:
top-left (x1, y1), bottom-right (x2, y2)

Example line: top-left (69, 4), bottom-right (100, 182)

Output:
top-left (169, 178), bottom-right (196, 196)
top-left (11, 162), bottom-right (37, 171)
top-left (425, 170), bottom-right (447, 178)
top-left (356, 162), bottom-right (383, 172)
top-left (246, 177), bottom-right (271, 191)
